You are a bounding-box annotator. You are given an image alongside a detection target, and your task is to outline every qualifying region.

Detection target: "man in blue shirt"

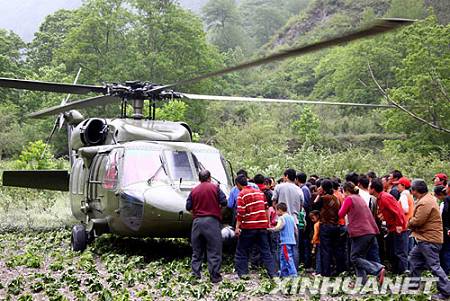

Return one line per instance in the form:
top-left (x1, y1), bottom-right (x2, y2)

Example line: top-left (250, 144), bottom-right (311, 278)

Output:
top-left (227, 169), bottom-right (259, 226)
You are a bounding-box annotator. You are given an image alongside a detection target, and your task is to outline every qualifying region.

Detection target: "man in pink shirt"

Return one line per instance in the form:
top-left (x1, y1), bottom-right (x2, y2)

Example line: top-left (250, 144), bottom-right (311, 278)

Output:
top-left (339, 182), bottom-right (385, 284)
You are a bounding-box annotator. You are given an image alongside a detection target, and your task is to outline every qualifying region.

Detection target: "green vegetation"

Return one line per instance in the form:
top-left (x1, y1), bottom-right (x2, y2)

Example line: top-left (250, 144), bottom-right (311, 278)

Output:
top-left (0, 0), bottom-right (448, 171)
top-left (0, 0), bottom-right (449, 299)
top-left (0, 229), bottom-right (440, 300)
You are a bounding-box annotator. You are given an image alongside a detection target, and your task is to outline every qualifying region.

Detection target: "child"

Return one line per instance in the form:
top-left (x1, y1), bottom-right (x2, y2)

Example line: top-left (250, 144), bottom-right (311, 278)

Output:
top-left (267, 198), bottom-right (279, 271)
top-left (269, 202), bottom-right (297, 277)
top-left (309, 210), bottom-right (321, 275)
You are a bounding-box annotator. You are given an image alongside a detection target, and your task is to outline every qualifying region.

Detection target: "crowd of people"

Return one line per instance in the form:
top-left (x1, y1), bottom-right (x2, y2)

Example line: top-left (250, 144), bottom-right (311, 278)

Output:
top-left (185, 169), bottom-right (450, 299)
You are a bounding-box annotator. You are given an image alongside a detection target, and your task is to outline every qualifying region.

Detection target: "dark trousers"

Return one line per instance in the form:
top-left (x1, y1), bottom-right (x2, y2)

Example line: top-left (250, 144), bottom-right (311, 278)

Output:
top-left (269, 231), bottom-right (280, 272)
top-left (298, 227), bottom-right (312, 268)
top-left (366, 236), bottom-right (381, 263)
top-left (410, 241), bottom-right (450, 296)
top-left (235, 229), bottom-right (276, 277)
top-left (191, 216), bottom-right (222, 281)
top-left (387, 231), bottom-right (408, 274)
top-left (350, 234), bottom-right (384, 283)
top-left (440, 239), bottom-right (450, 275)
top-left (319, 224), bottom-right (346, 276)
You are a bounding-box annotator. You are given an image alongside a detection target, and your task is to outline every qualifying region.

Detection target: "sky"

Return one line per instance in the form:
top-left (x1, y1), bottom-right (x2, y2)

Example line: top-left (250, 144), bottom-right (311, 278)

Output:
top-left (0, 0), bottom-right (206, 42)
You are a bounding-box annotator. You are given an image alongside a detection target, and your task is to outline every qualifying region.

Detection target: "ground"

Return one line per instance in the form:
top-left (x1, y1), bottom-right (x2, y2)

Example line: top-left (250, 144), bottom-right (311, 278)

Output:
top-left (0, 229), bottom-right (439, 301)
top-left (0, 196), bottom-right (439, 300)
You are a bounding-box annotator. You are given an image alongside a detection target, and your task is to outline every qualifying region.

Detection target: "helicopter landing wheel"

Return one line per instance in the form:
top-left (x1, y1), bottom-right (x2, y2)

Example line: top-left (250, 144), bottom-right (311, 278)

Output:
top-left (71, 224), bottom-right (88, 252)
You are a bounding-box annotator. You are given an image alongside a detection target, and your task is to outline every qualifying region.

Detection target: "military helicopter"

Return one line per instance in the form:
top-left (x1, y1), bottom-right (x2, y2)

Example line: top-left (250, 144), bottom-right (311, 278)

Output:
top-left (0, 19), bottom-right (412, 251)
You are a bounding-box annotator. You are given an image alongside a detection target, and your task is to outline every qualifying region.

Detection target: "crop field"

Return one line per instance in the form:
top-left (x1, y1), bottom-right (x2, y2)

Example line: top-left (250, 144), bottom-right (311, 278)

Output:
top-left (0, 188), bottom-right (439, 301)
top-left (0, 229), bottom-right (280, 301)
top-left (0, 230), bottom-right (439, 301)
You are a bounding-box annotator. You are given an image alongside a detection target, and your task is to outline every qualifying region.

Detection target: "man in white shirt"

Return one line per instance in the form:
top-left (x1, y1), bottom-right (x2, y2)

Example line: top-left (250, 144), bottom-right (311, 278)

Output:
top-left (272, 168), bottom-right (304, 268)
top-left (272, 169), bottom-right (304, 224)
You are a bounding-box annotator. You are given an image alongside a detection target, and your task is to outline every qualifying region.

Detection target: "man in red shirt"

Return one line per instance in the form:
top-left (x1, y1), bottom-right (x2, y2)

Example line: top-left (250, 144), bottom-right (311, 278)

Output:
top-left (186, 170), bottom-right (227, 283)
top-left (369, 178), bottom-right (408, 274)
top-left (234, 175), bottom-right (276, 278)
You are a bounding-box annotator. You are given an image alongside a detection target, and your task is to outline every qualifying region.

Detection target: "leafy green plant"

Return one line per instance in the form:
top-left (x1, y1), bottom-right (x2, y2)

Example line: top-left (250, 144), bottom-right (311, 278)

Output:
top-left (6, 252), bottom-right (43, 268)
top-left (17, 294), bottom-right (33, 301)
top-left (7, 276), bottom-right (24, 295)
top-left (14, 140), bottom-right (64, 170)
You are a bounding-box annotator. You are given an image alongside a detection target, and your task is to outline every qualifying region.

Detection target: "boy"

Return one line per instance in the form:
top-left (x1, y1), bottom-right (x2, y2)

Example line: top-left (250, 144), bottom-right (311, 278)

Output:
top-left (309, 210), bottom-right (321, 275)
top-left (269, 203), bottom-right (298, 277)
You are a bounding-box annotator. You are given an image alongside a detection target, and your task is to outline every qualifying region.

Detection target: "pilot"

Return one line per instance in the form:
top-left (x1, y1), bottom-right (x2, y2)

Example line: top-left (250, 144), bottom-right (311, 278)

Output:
top-left (186, 169), bottom-right (227, 283)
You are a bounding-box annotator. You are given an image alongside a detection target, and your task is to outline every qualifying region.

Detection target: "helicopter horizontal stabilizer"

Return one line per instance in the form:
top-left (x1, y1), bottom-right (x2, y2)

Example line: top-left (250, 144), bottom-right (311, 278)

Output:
top-left (2, 170), bottom-right (69, 191)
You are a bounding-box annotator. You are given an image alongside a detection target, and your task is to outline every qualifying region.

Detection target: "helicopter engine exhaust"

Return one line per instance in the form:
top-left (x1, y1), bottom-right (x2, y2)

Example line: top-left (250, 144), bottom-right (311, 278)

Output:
top-left (71, 118), bottom-right (108, 150)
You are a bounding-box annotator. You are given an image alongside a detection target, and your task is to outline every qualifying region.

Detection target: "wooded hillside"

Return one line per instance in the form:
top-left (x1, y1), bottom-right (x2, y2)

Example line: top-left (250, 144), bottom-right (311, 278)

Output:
top-left (0, 0), bottom-right (448, 178)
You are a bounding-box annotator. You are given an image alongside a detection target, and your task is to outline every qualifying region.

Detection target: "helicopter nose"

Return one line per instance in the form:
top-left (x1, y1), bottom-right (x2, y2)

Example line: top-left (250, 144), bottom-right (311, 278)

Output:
top-left (118, 190), bottom-right (145, 231)
top-left (143, 186), bottom-right (189, 214)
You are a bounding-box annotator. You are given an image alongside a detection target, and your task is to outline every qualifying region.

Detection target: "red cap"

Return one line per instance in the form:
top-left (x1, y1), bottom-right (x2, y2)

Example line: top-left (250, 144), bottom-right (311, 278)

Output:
top-left (398, 177), bottom-right (411, 189)
top-left (435, 173), bottom-right (448, 181)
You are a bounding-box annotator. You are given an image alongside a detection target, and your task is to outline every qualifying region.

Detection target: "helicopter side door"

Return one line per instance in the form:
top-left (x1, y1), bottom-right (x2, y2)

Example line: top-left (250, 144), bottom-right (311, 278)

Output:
top-left (86, 153), bottom-right (110, 219)
top-left (70, 158), bottom-right (89, 222)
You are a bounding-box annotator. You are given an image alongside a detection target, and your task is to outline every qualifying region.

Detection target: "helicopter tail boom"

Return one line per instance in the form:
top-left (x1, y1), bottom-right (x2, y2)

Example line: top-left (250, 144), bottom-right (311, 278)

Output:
top-left (2, 170), bottom-right (69, 191)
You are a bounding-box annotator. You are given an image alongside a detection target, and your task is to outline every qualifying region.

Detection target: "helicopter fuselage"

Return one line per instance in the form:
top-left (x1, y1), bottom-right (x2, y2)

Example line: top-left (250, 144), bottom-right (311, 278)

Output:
top-left (69, 118), bottom-right (232, 238)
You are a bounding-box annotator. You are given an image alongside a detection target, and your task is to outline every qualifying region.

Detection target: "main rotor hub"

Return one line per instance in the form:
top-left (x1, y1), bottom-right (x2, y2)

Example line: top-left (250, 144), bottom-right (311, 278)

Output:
top-left (106, 81), bottom-right (182, 119)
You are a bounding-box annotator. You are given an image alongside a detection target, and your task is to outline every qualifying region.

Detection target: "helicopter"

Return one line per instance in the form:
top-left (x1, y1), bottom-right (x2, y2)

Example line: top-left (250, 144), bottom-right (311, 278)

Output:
top-left (0, 18), bottom-right (413, 251)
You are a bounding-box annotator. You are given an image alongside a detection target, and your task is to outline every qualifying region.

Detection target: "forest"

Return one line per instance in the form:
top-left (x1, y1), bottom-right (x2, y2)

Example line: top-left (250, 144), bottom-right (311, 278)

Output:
top-left (0, 0), bottom-right (449, 300)
top-left (0, 0), bottom-right (448, 179)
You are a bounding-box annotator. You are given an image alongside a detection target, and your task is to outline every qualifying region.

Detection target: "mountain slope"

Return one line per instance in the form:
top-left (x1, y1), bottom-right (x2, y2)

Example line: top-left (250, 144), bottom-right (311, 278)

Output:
top-left (270, 0), bottom-right (391, 48)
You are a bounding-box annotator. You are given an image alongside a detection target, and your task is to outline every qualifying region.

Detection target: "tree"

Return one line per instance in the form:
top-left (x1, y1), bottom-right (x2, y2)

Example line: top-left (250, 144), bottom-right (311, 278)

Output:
top-left (0, 104), bottom-right (25, 159)
top-left (0, 29), bottom-right (27, 102)
top-left (132, 0), bottom-right (222, 89)
top-left (291, 106), bottom-right (320, 143)
top-left (386, 0), bottom-right (426, 20)
top-left (213, 106), bottom-right (290, 176)
top-left (55, 0), bottom-right (135, 83)
top-left (27, 9), bottom-right (79, 70)
top-left (239, 0), bottom-right (309, 49)
top-left (202, 0), bottom-right (248, 52)
top-left (381, 16), bottom-right (450, 153)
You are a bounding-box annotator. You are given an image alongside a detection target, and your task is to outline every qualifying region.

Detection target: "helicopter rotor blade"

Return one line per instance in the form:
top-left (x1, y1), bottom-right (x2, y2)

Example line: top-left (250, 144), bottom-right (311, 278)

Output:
top-left (28, 95), bottom-right (120, 118)
top-left (0, 77), bottom-right (106, 94)
top-left (183, 93), bottom-right (396, 109)
top-left (150, 18), bottom-right (413, 94)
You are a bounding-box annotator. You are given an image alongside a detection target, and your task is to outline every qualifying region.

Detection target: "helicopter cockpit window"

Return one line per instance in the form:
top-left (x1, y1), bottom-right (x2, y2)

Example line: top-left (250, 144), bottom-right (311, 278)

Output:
top-left (164, 150), bottom-right (196, 182)
top-left (192, 151), bottom-right (229, 186)
top-left (103, 151), bottom-right (120, 190)
top-left (122, 149), bottom-right (166, 187)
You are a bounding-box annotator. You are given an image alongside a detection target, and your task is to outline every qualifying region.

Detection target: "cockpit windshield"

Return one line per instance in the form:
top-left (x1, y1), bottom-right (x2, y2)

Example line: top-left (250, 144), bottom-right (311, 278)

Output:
top-left (121, 145), bottom-right (230, 187)
top-left (164, 150), bottom-right (196, 182)
top-left (122, 148), bottom-right (167, 187)
top-left (192, 150), bottom-right (230, 186)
